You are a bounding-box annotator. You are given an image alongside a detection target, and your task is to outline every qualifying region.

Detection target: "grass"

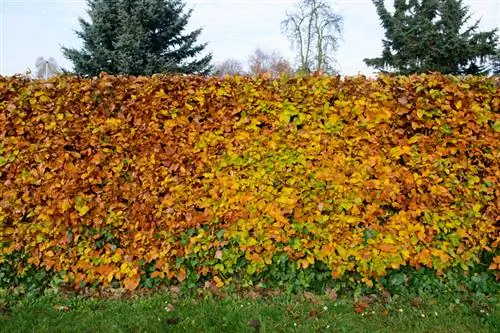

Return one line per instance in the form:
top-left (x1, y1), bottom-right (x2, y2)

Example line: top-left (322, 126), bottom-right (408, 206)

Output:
top-left (0, 289), bottom-right (498, 333)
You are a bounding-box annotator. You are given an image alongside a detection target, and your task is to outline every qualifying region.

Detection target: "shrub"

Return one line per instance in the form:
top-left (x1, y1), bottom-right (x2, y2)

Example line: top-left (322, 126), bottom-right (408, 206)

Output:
top-left (0, 73), bottom-right (498, 291)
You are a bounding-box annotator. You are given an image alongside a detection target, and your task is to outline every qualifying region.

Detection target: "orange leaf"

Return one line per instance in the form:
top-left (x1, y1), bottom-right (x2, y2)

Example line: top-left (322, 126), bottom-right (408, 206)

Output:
top-left (151, 271), bottom-right (164, 278)
top-left (155, 260), bottom-right (166, 270)
top-left (177, 268), bottom-right (186, 282)
top-left (354, 301), bottom-right (369, 314)
top-left (123, 274), bottom-right (141, 291)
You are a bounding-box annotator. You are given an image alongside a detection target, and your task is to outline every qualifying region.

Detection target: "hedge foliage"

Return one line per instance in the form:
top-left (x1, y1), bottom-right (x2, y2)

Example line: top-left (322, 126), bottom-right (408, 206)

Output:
top-left (0, 73), bottom-right (498, 291)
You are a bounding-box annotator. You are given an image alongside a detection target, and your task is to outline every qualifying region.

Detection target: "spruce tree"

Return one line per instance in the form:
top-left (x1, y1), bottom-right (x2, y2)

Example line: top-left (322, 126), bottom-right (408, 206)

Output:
top-left (489, 48), bottom-right (500, 75)
top-left (365, 0), bottom-right (498, 75)
top-left (62, 0), bottom-right (212, 76)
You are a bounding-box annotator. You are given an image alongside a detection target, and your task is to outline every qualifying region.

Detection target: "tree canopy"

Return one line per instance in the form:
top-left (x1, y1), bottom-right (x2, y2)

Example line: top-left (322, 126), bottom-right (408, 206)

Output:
top-left (281, 0), bottom-right (343, 74)
top-left (365, 0), bottom-right (498, 75)
top-left (62, 0), bottom-right (212, 76)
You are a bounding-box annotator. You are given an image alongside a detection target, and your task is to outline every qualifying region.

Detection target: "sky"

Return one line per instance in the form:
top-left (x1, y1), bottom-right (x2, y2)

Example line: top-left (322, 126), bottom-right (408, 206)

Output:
top-left (0, 0), bottom-right (499, 76)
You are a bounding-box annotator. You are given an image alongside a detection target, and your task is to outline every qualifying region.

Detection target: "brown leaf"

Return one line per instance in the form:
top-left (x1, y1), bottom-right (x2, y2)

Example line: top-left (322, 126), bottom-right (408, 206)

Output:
top-left (246, 290), bottom-right (260, 300)
top-left (303, 291), bottom-right (320, 304)
top-left (208, 284), bottom-right (222, 297)
top-left (396, 106), bottom-right (410, 115)
top-left (165, 317), bottom-right (180, 325)
top-left (326, 288), bottom-right (338, 302)
top-left (165, 304), bottom-right (175, 312)
top-left (359, 294), bottom-right (377, 305)
top-left (380, 289), bottom-right (392, 303)
top-left (248, 319), bottom-right (261, 331)
top-left (410, 296), bottom-right (423, 308)
top-left (261, 289), bottom-right (281, 298)
top-left (354, 301), bottom-right (369, 314)
top-left (170, 285), bottom-right (181, 297)
top-left (309, 308), bottom-right (319, 318)
top-left (53, 304), bottom-right (70, 312)
top-left (398, 95), bottom-right (408, 105)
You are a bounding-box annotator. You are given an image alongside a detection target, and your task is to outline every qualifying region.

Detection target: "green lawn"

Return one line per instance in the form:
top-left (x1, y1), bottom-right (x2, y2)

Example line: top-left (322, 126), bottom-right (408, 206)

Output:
top-left (0, 290), bottom-right (498, 333)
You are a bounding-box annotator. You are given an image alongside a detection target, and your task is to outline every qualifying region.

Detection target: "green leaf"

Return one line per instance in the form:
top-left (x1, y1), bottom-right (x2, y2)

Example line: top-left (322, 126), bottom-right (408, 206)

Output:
top-left (492, 120), bottom-right (500, 132)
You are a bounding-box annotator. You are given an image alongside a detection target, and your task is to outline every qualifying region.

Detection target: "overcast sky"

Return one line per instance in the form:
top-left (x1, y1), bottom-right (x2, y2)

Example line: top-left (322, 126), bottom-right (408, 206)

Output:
top-left (1, 0), bottom-right (499, 76)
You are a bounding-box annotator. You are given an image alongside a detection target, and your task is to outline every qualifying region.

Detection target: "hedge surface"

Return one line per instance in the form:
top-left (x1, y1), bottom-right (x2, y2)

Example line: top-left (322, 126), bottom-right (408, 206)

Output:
top-left (0, 73), bottom-right (498, 291)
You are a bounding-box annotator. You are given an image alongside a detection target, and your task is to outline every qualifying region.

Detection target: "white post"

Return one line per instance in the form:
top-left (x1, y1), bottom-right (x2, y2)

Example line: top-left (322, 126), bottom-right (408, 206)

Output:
top-left (45, 61), bottom-right (48, 80)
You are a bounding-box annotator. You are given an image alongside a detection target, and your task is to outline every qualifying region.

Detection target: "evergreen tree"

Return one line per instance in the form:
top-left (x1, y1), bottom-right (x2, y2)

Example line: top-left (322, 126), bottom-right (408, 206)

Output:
top-left (365, 0), bottom-right (498, 75)
top-left (62, 0), bottom-right (212, 76)
top-left (490, 49), bottom-right (500, 75)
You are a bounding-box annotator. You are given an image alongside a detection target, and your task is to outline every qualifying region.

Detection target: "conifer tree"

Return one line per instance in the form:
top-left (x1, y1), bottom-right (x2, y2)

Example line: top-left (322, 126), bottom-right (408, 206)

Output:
top-left (365, 0), bottom-right (498, 75)
top-left (62, 0), bottom-right (212, 76)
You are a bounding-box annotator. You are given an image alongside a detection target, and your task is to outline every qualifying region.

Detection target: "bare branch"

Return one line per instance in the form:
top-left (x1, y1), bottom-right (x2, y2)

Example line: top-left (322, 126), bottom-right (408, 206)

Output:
top-left (281, 0), bottom-right (343, 74)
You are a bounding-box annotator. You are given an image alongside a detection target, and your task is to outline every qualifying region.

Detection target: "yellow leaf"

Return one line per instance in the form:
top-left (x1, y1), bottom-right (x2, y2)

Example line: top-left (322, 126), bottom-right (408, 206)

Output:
top-left (120, 263), bottom-right (131, 274)
top-left (111, 253), bottom-right (122, 263)
top-left (401, 249), bottom-right (410, 259)
top-left (214, 276), bottom-right (224, 288)
top-left (45, 122), bottom-right (57, 130)
top-left (60, 200), bottom-right (71, 213)
top-left (472, 203), bottom-right (482, 213)
top-left (76, 204), bottom-right (90, 217)
top-left (382, 236), bottom-right (395, 244)
top-left (336, 246), bottom-right (347, 258)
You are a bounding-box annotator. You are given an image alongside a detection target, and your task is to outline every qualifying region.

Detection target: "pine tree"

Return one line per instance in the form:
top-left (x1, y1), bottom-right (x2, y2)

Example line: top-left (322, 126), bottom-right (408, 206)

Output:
top-left (365, 0), bottom-right (498, 75)
top-left (62, 0), bottom-right (212, 76)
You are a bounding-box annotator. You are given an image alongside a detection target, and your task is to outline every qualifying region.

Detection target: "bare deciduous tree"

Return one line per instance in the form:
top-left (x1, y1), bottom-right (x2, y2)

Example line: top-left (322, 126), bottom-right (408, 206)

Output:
top-left (213, 58), bottom-right (245, 76)
top-left (34, 57), bottom-right (60, 79)
top-left (248, 48), bottom-right (293, 77)
top-left (281, 0), bottom-right (342, 74)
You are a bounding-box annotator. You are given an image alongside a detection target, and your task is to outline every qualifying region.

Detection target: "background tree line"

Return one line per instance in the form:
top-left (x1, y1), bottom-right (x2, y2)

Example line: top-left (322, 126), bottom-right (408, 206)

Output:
top-left (34, 0), bottom-right (499, 78)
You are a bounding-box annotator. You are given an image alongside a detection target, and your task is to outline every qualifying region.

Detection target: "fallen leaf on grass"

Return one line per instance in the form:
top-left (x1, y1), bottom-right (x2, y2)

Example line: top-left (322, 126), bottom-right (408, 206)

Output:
top-left (309, 308), bottom-right (319, 318)
top-left (170, 285), bottom-right (181, 297)
top-left (164, 304), bottom-right (175, 312)
top-left (53, 305), bottom-right (70, 312)
top-left (246, 290), bottom-right (260, 300)
top-left (261, 289), bottom-right (281, 298)
top-left (410, 296), bottom-right (423, 308)
top-left (303, 291), bottom-right (321, 304)
top-left (0, 304), bottom-right (10, 315)
top-left (165, 317), bottom-right (180, 325)
top-left (354, 301), bottom-right (369, 314)
top-left (359, 294), bottom-right (377, 305)
top-left (380, 289), bottom-right (391, 303)
top-left (326, 288), bottom-right (338, 302)
top-left (248, 319), bottom-right (261, 331)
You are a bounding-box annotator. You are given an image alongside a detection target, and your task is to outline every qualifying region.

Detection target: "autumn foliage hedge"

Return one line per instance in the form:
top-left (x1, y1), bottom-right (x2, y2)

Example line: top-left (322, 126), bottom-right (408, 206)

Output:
top-left (0, 73), bottom-right (498, 291)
